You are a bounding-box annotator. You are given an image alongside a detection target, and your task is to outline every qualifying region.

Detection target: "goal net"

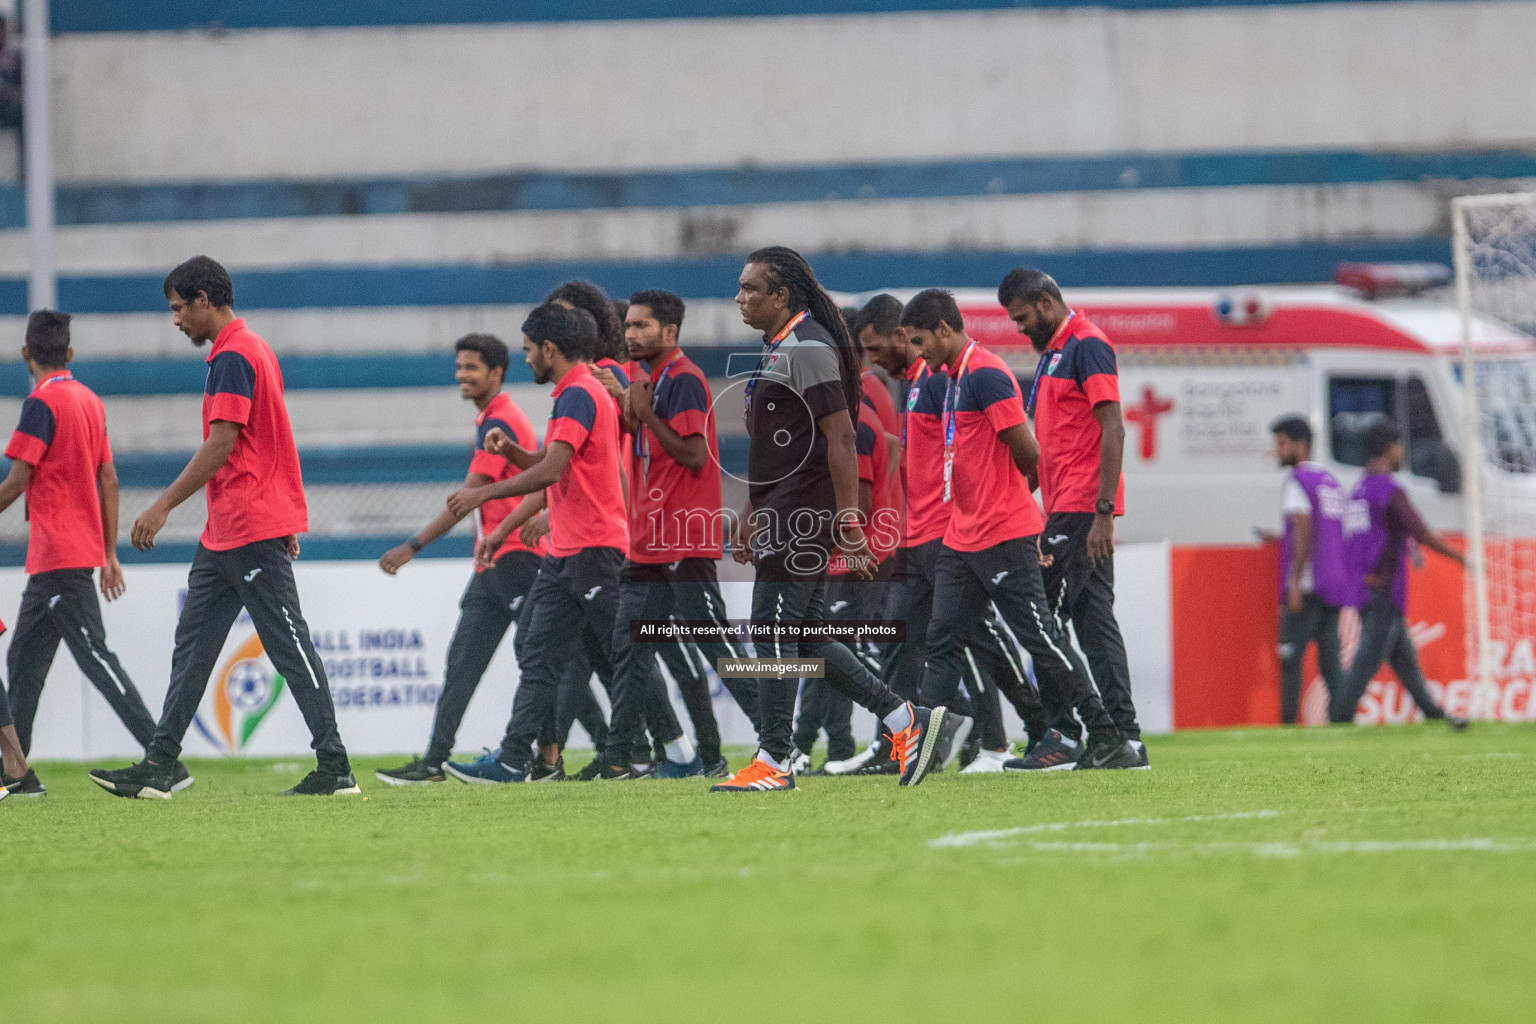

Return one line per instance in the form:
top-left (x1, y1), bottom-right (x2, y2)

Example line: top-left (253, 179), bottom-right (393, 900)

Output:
top-left (1453, 192), bottom-right (1536, 716)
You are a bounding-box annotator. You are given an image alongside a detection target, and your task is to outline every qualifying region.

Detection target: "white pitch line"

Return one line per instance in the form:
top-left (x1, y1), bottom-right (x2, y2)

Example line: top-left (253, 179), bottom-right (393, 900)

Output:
top-left (928, 810), bottom-right (1282, 849)
top-left (986, 838), bottom-right (1536, 861)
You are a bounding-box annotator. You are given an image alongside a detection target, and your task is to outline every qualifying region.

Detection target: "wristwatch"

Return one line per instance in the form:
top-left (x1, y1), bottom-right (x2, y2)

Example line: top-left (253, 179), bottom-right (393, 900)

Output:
top-left (1095, 499), bottom-right (1115, 516)
top-left (406, 537), bottom-right (424, 553)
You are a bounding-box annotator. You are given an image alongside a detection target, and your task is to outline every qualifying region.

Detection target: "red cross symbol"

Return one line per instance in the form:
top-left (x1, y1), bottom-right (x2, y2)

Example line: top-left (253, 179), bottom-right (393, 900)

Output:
top-left (1123, 384), bottom-right (1175, 460)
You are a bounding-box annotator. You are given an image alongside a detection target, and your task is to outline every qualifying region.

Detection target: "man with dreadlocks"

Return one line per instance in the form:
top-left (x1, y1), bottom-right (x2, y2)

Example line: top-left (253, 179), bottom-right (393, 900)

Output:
top-left (717, 246), bottom-right (947, 791)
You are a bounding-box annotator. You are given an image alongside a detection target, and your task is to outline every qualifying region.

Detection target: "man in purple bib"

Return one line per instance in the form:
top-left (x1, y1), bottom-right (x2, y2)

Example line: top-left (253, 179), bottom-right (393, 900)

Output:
top-left (1272, 416), bottom-right (1351, 724)
top-left (1331, 416), bottom-right (1468, 728)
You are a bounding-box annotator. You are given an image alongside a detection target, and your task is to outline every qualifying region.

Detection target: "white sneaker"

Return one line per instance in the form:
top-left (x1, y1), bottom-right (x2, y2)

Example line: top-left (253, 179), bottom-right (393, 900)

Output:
top-left (959, 748), bottom-right (1012, 774)
top-left (789, 748), bottom-right (812, 775)
top-left (823, 743), bottom-right (878, 775)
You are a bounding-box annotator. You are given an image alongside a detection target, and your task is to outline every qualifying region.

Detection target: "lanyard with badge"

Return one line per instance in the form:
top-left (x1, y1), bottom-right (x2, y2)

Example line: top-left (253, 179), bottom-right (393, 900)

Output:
top-left (742, 310), bottom-right (808, 429)
top-left (635, 349), bottom-right (684, 483)
top-left (37, 371), bottom-right (73, 391)
top-left (1025, 310), bottom-right (1074, 417)
top-left (940, 341), bottom-right (977, 502)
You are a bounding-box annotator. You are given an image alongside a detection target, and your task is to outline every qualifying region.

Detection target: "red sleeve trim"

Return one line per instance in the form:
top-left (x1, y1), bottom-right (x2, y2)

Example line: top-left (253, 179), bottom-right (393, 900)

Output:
top-left (668, 409), bottom-right (708, 439)
top-left (983, 396), bottom-right (1026, 433)
top-left (5, 432), bottom-right (46, 465)
top-left (1084, 372), bottom-right (1120, 406)
top-left (469, 451), bottom-right (505, 477)
top-left (546, 419), bottom-right (590, 451)
top-left (206, 393), bottom-right (252, 427)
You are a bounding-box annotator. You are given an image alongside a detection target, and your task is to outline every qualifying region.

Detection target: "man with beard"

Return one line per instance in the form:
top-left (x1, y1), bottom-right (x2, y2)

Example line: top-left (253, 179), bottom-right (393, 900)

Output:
top-left (441, 304), bottom-right (628, 782)
top-left (1000, 268), bottom-right (1147, 770)
top-left (720, 247), bottom-right (943, 791)
top-left (903, 288), bottom-right (1135, 781)
top-left (89, 256), bottom-right (356, 798)
top-left (855, 294), bottom-right (1045, 775)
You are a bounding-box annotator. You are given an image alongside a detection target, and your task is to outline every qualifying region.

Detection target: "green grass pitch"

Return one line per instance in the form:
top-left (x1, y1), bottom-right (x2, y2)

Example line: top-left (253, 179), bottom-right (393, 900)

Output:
top-left (6, 725), bottom-right (1536, 1023)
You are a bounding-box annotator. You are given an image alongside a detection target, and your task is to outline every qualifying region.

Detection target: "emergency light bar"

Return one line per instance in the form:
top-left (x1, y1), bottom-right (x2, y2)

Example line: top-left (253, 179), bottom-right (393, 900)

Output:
top-left (1335, 262), bottom-right (1453, 299)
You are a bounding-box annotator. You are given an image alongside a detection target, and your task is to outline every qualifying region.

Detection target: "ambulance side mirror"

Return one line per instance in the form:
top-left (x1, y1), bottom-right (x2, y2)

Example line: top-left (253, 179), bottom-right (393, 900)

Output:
top-left (1421, 443), bottom-right (1461, 494)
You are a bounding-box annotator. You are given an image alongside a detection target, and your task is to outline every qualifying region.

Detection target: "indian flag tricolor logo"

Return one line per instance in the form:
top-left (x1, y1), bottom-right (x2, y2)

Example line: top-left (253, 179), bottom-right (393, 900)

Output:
top-left (192, 634), bottom-right (288, 754)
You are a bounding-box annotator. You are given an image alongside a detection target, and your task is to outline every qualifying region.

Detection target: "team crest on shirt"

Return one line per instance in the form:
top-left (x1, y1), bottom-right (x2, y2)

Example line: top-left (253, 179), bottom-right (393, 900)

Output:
top-left (1047, 353), bottom-right (1063, 375)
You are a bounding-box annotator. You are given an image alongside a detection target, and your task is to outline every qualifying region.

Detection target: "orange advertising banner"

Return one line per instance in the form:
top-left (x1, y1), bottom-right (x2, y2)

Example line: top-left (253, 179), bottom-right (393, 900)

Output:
top-left (1171, 540), bottom-right (1534, 728)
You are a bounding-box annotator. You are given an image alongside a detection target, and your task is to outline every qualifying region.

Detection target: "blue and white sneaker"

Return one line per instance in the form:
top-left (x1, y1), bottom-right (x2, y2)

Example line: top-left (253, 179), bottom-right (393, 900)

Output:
top-left (649, 755), bottom-right (706, 779)
top-left (444, 749), bottom-right (526, 784)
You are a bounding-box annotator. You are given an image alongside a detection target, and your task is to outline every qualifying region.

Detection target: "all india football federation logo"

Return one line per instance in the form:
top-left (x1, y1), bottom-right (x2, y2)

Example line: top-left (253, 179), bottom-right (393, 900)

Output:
top-left (191, 633), bottom-right (288, 754)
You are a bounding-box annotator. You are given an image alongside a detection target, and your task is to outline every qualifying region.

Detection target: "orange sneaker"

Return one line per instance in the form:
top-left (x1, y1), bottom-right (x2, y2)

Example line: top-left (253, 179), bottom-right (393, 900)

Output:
top-left (890, 703), bottom-right (946, 787)
top-left (710, 757), bottom-right (796, 792)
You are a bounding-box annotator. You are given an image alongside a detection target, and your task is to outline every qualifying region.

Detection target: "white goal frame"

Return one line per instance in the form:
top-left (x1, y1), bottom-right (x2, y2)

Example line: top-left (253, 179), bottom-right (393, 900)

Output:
top-left (1452, 191), bottom-right (1536, 695)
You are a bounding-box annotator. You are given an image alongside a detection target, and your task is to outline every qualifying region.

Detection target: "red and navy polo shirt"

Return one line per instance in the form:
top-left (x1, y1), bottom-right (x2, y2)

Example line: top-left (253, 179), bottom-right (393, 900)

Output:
top-left (5, 370), bottom-right (113, 573)
top-left (861, 366), bottom-right (900, 438)
top-left (470, 391), bottom-right (547, 568)
top-left (595, 356), bottom-right (632, 424)
top-left (545, 362), bottom-right (629, 557)
top-left (201, 319), bottom-right (308, 550)
top-left (899, 359), bottom-right (949, 549)
top-left (1028, 312), bottom-right (1126, 516)
top-left (625, 349), bottom-right (723, 564)
top-left (829, 399), bottom-right (895, 575)
top-left (943, 344), bottom-right (1044, 552)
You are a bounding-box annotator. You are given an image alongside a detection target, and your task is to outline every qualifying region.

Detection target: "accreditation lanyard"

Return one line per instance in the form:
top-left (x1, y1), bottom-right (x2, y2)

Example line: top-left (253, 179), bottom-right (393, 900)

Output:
top-left (635, 349), bottom-right (683, 484)
top-left (940, 341), bottom-right (977, 503)
top-left (1025, 310), bottom-right (1075, 417)
top-left (36, 371), bottom-right (73, 391)
top-left (743, 310), bottom-right (808, 427)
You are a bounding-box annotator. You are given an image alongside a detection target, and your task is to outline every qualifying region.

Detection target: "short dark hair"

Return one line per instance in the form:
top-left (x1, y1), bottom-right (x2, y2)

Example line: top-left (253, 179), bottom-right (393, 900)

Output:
top-left (997, 267), bottom-right (1062, 308)
top-left (629, 289), bottom-right (685, 331)
top-left (164, 255), bottom-right (234, 308)
top-left (545, 280), bottom-right (623, 362)
top-left (1362, 415), bottom-right (1402, 460)
top-left (1270, 415), bottom-right (1312, 444)
top-left (900, 288), bottom-right (964, 333)
top-left (855, 294), bottom-right (903, 338)
top-left (522, 303), bottom-right (596, 363)
top-left (454, 333), bottom-right (509, 377)
top-left (25, 310), bottom-right (71, 368)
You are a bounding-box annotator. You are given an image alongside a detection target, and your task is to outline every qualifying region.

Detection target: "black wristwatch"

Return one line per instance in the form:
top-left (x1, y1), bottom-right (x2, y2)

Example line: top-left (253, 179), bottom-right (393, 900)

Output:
top-left (1095, 499), bottom-right (1115, 516)
top-left (406, 536), bottom-right (424, 553)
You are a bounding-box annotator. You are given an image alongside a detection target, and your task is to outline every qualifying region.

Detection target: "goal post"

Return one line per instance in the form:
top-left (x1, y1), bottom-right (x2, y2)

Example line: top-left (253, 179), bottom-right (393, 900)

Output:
top-left (1451, 191), bottom-right (1536, 703)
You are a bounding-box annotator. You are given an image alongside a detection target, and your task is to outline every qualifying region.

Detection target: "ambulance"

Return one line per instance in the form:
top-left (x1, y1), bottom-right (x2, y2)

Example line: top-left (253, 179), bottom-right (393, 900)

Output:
top-left (914, 264), bottom-right (1536, 545)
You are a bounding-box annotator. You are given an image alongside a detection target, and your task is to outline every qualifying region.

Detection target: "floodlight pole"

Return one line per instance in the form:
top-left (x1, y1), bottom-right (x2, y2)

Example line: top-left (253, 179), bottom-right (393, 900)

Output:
top-left (22, 0), bottom-right (56, 311)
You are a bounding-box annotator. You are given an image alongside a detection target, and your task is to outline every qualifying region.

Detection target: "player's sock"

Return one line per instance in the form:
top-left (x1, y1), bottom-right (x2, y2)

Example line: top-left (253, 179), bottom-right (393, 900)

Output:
top-left (755, 749), bottom-right (789, 772)
top-left (881, 701), bottom-right (914, 734)
top-left (663, 736), bottom-right (696, 764)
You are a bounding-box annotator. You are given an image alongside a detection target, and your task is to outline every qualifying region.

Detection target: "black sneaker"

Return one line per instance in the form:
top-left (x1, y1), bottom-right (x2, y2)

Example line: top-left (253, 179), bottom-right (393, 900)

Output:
top-left (282, 770), bottom-right (363, 795)
top-left (3, 767), bottom-right (46, 797)
top-left (1447, 715), bottom-right (1471, 732)
top-left (572, 760), bottom-right (635, 781)
top-left (1075, 733), bottom-right (1141, 771)
top-left (529, 756), bottom-right (566, 782)
top-left (1130, 740), bottom-right (1151, 770)
top-left (375, 758), bottom-right (445, 786)
top-left (570, 759), bottom-right (605, 781)
top-left (171, 761), bottom-right (196, 793)
top-left (702, 757), bottom-right (730, 779)
top-left (89, 759), bottom-right (175, 799)
top-left (1003, 729), bottom-right (1082, 772)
